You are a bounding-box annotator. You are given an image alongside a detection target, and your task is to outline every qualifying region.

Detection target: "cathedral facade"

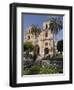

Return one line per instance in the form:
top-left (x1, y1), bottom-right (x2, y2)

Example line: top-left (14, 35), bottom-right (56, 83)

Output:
top-left (25, 20), bottom-right (56, 57)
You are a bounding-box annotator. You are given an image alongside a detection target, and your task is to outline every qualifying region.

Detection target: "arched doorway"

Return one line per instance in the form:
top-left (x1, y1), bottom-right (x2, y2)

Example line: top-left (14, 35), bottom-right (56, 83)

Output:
top-left (35, 45), bottom-right (40, 55)
top-left (44, 48), bottom-right (49, 55)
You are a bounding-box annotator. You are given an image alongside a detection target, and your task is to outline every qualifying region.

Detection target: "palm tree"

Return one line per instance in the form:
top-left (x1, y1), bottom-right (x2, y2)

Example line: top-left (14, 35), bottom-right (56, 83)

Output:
top-left (30, 24), bottom-right (41, 37)
top-left (49, 16), bottom-right (63, 57)
top-left (30, 24), bottom-right (41, 60)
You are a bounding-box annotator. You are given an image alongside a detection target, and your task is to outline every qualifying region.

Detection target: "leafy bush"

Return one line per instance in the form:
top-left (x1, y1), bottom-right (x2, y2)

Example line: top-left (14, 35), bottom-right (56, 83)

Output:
top-left (23, 65), bottom-right (63, 75)
top-left (40, 66), bottom-right (58, 74)
top-left (24, 42), bottom-right (34, 52)
top-left (23, 65), bottom-right (40, 75)
top-left (28, 66), bottom-right (40, 75)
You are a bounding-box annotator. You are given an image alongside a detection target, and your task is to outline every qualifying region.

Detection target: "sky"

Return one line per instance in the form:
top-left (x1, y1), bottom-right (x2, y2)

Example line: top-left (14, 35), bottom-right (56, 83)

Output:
top-left (22, 13), bottom-right (63, 41)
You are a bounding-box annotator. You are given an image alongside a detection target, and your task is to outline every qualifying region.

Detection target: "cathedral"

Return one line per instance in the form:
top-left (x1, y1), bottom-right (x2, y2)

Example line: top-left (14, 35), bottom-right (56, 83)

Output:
top-left (24, 20), bottom-right (57, 57)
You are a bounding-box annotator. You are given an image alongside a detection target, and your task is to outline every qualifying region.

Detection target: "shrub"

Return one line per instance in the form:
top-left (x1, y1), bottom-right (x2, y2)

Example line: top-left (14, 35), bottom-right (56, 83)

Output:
top-left (28, 66), bottom-right (40, 75)
top-left (40, 66), bottom-right (57, 74)
top-left (23, 65), bottom-right (63, 75)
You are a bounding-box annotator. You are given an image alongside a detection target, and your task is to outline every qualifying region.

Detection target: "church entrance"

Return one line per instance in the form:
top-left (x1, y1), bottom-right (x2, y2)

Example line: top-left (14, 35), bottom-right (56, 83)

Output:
top-left (44, 48), bottom-right (49, 55)
top-left (35, 45), bottom-right (40, 55)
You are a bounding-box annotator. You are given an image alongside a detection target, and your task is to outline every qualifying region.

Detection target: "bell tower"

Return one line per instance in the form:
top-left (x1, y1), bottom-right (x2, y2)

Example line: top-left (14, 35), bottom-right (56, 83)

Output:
top-left (43, 20), bottom-right (50, 30)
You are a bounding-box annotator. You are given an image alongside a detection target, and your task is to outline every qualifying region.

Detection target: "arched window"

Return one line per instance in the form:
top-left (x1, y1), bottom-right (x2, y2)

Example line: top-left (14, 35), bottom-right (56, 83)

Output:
top-left (45, 32), bottom-right (48, 37)
top-left (28, 36), bottom-right (30, 40)
top-left (45, 42), bottom-right (48, 46)
top-left (44, 48), bottom-right (49, 55)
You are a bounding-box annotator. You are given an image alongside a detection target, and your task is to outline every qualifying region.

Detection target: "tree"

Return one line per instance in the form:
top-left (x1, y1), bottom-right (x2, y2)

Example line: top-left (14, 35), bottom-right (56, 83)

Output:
top-left (30, 24), bottom-right (41, 38)
top-left (49, 16), bottom-right (63, 56)
top-left (24, 42), bottom-right (34, 59)
top-left (24, 42), bottom-right (34, 52)
top-left (57, 40), bottom-right (63, 54)
top-left (29, 25), bottom-right (41, 61)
